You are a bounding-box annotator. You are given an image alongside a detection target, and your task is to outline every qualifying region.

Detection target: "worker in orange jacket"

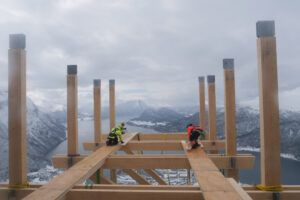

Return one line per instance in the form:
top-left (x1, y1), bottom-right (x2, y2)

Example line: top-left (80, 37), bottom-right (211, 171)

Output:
top-left (186, 123), bottom-right (205, 149)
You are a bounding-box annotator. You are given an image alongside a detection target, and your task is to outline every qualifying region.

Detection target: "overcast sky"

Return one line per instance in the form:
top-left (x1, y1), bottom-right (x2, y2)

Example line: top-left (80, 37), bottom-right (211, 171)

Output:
top-left (1, 0), bottom-right (300, 112)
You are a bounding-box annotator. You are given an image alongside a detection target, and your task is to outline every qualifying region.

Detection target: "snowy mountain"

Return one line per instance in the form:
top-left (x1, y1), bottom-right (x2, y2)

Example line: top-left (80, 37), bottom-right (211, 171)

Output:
top-left (128, 105), bottom-right (300, 160)
top-left (0, 91), bottom-right (66, 181)
top-left (127, 107), bottom-right (184, 128)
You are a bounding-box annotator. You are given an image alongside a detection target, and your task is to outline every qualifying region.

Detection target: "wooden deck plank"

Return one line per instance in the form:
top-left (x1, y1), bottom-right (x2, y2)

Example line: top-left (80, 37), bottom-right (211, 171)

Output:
top-left (182, 141), bottom-right (242, 200)
top-left (23, 133), bottom-right (136, 200)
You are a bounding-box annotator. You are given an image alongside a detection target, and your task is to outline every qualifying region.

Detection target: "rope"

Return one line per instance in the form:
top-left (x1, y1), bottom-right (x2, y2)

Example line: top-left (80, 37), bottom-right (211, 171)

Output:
top-left (187, 169), bottom-right (191, 185)
top-left (8, 181), bottom-right (29, 189)
top-left (97, 169), bottom-right (100, 184)
top-left (252, 184), bottom-right (283, 191)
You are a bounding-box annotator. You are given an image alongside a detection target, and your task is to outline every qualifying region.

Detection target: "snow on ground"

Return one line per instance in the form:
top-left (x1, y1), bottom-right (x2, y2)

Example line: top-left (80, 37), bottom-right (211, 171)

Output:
top-left (129, 120), bottom-right (167, 126)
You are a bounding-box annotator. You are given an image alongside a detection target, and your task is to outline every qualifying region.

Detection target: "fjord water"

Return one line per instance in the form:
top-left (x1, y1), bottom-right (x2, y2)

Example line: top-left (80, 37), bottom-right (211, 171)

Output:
top-left (47, 119), bottom-right (300, 185)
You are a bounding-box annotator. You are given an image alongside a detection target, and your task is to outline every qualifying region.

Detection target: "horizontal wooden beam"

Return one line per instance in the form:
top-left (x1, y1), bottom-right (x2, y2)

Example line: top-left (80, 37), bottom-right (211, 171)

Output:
top-left (1, 182), bottom-right (299, 191)
top-left (83, 140), bottom-right (225, 151)
top-left (1, 187), bottom-right (300, 200)
top-left (52, 154), bottom-right (255, 170)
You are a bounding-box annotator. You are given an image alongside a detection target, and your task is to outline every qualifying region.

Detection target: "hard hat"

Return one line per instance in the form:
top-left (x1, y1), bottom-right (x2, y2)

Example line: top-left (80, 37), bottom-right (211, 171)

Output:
top-left (121, 122), bottom-right (126, 126)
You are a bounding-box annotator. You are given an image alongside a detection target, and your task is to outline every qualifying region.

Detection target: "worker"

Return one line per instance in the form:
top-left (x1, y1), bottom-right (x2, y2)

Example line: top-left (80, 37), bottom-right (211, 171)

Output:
top-left (106, 122), bottom-right (126, 146)
top-left (186, 123), bottom-right (205, 149)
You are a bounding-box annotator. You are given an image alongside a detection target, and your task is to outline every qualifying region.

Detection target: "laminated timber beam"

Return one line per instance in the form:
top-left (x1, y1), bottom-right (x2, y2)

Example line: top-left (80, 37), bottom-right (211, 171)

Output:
top-left (1, 185), bottom-right (300, 200)
top-left (52, 154), bottom-right (255, 170)
top-left (83, 140), bottom-right (225, 151)
top-left (23, 133), bottom-right (137, 200)
top-left (182, 141), bottom-right (244, 199)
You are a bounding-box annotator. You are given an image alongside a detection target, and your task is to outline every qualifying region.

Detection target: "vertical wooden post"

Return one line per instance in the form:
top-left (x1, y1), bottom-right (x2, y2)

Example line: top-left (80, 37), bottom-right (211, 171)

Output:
top-left (109, 79), bottom-right (117, 183)
top-left (256, 20), bottom-right (281, 186)
top-left (8, 34), bottom-right (27, 185)
top-left (207, 75), bottom-right (217, 154)
top-left (223, 59), bottom-right (238, 181)
top-left (93, 79), bottom-right (102, 143)
top-left (109, 79), bottom-right (116, 130)
top-left (67, 65), bottom-right (78, 156)
top-left (198, 76), bottom-right (207, 139)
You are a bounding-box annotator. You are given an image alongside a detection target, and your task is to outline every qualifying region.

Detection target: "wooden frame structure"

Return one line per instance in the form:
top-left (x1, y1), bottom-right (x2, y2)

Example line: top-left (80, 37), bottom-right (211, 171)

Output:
top-left (1, 20), bottom-right (300, 200)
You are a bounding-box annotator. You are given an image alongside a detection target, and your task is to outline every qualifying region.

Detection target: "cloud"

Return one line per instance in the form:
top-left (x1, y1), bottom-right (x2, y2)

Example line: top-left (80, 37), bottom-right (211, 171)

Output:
top-left (1, 0), bottom-right (300, 111)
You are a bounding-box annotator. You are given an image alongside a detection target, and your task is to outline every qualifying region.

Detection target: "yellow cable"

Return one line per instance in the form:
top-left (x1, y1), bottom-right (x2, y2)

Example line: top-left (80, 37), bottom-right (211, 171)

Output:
top-left (8, 181), bottom-right (29, 189)
top-left (252, 184), bottom-right (283, 191)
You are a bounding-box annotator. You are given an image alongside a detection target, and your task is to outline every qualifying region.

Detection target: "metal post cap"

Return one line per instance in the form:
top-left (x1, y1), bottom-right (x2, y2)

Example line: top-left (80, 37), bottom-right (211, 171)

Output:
top-left (9, 34), bottom-right (26, 49)
top-left (94, 79), bottom-right (101, 87)
top-left (256, 20), bottom-right (275, 37)
top-left (198, 76), bottom-right (205, 83)
top-left (207, 75), bottom-right (215, 83)
top-left (109, 79), bottom-right (115, 85)
top-left (223, 59), bottom-right (234, 69)
top-left (67, 65), bottom-right (77, 75)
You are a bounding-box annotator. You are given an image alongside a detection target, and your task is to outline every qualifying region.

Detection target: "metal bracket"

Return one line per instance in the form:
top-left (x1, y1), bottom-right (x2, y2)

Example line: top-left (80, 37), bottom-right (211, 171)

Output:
top-left (8, 189), bottom-right (16, 199)
top-left (211, 141), bottom-right (216, 146)
top-left (272, 192), bottom-right (280, 200)
top-left (230, 157), bottom-right (236, 169)
top-left (95, 142), bottom-right (99, 147)
top-left (68, 157), bottom-right (73, 168)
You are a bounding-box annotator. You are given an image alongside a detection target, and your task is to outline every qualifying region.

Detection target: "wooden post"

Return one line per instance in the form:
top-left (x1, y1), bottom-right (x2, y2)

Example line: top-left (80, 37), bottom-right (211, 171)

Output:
top-left (109, 79), bottom-right (117, 183)
top-left (67, 65), bottom-right (79, 156)
top-left (256, 20), bottom-right (281, 186)
top-left (93, 79), bottom-right (102, 143)
top-left (8, 34), bottom-right (27, 186)
top-left (207, 75), bottom-right (217, 154)
top-left (109, 79), bottom-right (116, 130)
top-left (198, 76), bottom-right (207, 139)
top-left (223, 59), bottom-right (238, 181)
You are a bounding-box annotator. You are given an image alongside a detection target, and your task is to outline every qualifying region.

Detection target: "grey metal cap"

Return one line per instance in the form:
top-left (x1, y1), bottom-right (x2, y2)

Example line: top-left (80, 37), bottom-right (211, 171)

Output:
top-left (9, 34), bottom-right (26, 49)
top-left (223, 59), bottom-right (234, 69)
top-left (207, 75), bottom-right (215, 83)
top-left (67, 65), bottom-right (77, 75)
top-left (256, 21), bottom-right (275, 37)
top-left (109, 79), bottom-right (115, 86)
top-left (94, 79), bottom-right (101, 87)
top-left (198, 76), bottom-right (205, 83)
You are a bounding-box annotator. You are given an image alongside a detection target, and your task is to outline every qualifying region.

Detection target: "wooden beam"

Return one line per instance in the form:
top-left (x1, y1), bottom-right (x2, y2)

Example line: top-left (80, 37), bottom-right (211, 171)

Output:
top-left (1, 183), bottom-right (300, 191)
top-left (256, 21), bottom-right (281, 186)
top-left (83, 140), bottom-right (226, 151)
top-left (2, 187), bottom-right (300, 200)
top-left (223, 59), bottom-right (239, 181)
top-left (207, 75), bottom-right (218, 154)
top-left (123, 169), bottom-right (151, 185)
top-left (52, 154), bottom-right (255, 170)
top-left (198, 76), bottom-right (207, 139)
top-left (67, 65), bottom-right (78, 155)
top-left (227, 178), bottom-right (252, 200)
top-left (8, 34), bottom-right (27, 186)
top-left (182, 141), bottom-right (242, 199)
top-left (93, 79), bottom-right (102, 143)
top-left (109, 79), bottom-right (117, 183)
top-left (144, 169), bottom-right (167, 185)
top-left (23, 133), bottom-right (136, 200)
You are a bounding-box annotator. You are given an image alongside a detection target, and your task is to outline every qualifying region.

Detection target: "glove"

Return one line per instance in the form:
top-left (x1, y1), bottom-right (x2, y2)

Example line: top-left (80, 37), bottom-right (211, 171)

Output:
top-left (121, 141), bottom-right (124, 144)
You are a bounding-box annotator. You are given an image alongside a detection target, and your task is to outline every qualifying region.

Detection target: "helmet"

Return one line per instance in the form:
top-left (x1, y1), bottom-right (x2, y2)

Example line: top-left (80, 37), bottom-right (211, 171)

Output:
top-left (186, 123), bottom-right (193, 128)
top-left (121, 122), bottom-right (126, 127)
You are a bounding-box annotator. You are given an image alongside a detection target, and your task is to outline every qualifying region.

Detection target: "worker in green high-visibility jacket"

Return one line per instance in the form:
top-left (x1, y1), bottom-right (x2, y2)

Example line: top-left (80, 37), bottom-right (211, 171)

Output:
top-left (106, 122), bottom-right (126, 146)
